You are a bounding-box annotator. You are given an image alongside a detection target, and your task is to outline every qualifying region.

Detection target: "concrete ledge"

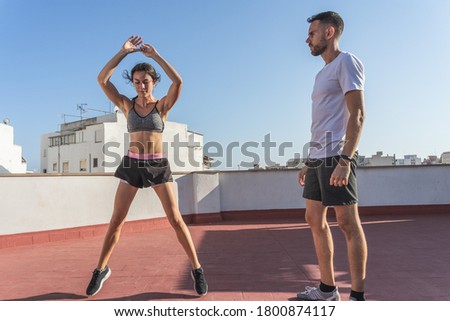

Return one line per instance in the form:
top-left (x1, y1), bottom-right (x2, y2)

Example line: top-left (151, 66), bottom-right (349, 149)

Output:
top-left (2, 204), bottom-right (449, 249)
top-left (187, 213), bottom-right (223, 224)
top-left (0, 217), bottom-right (170, 249)
top-left (219, 204), bottom-right (450, 221)
top-left (358, 204), bottom-right (450, 216)
top-left (221, 208), bottom-right (305, 221)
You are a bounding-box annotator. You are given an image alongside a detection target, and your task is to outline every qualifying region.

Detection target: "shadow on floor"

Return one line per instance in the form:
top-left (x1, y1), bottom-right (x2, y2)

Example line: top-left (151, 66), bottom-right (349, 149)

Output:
top-left (7, 292), bottom-right (87, 301)
top-left (95, 292), bottom-right (199, 301)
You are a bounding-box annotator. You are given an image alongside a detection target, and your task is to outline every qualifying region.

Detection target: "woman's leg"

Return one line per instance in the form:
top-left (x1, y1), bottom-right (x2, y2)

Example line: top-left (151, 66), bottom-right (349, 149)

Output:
top-left (96, 182), bottom-right (138, 269)
top-left (153, 182), bottom-right (201, 269)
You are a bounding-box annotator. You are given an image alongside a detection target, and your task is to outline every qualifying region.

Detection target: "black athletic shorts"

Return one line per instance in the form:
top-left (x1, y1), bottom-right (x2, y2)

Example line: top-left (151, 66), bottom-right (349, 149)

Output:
top-left (114, 156), bottom-right (173, 189)
top-left (302, 153), bottom-right (358, 206)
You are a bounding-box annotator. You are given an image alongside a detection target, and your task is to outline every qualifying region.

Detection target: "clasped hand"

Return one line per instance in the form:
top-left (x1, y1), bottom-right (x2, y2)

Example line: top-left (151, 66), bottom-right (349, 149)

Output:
top-left (122, 35), bottom-right (158, 58)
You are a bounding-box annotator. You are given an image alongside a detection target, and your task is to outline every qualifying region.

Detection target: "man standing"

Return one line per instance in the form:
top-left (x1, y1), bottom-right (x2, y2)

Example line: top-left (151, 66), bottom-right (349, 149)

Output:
top-left (298, 11), bottom-right (368, 301)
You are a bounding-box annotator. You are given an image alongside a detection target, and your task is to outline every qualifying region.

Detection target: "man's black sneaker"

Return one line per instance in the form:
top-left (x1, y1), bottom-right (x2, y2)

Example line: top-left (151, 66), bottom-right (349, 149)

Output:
top-left (86, 266), bottom-right (111, 296)
top-left (191, 267), bottom-right (208, 296)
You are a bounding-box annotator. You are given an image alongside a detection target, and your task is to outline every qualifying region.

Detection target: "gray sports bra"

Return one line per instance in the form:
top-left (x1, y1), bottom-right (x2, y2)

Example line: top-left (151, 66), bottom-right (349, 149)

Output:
top-left (127, 98), bottom-right (164, 133)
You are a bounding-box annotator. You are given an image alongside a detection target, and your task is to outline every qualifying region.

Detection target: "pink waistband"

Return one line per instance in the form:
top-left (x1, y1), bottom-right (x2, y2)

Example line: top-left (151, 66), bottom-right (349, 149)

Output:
top-left (127, 151), bottom-right (165, 160)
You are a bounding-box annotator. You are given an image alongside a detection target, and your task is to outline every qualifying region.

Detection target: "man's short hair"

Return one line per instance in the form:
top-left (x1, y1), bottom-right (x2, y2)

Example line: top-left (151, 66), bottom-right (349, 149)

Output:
top-left (307, 11), bottom-right (344, 37)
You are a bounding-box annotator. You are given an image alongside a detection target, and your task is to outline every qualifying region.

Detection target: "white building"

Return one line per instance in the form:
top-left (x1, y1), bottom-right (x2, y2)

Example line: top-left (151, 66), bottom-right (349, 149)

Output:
top-left (40, 112), bottom-right (204, 173)
top-left (0, 119), bottom-right (27, 174)
top-left (286, 158), bottom-right (302, 168)
top-left (423, 155), bottom-right (439, 165)
top-left (441, 152), bottom-right (450, 164)
top-left (396, 154), bottom-right (421, 166)
top-left (360, 151), bottom-right (396, 166)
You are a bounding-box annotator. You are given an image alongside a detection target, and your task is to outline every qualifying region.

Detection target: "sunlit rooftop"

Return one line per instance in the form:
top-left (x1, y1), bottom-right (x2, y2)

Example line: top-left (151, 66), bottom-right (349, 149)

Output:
top-left (1, 166), bottom-right (450, 301)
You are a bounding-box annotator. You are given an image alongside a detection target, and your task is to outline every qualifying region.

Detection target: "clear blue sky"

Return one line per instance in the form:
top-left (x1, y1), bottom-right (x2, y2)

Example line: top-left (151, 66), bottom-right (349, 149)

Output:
top-left (1, 0), bottom-right (450, 171)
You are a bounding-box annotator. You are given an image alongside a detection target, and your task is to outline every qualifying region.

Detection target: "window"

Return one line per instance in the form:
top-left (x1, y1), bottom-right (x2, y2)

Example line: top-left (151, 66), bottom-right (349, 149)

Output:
top-left (93, 158), bottom-right (98, 168)
top-left (43, 149), bottom-right (47, 157)
top-left (62, 162), bottom-right (69, 173)
top-left (95, 130), bottom-right (103, 143)
top-left (49, 133), bottom-right (76, 147)
top-left (49, 136), bottom-right (60, 147)
top-left (80, 159), bottom-right (87, 172)
top-left (53, 163), bottom-right (57, 171)
top-left (76, 131), bottom-right (84, 143)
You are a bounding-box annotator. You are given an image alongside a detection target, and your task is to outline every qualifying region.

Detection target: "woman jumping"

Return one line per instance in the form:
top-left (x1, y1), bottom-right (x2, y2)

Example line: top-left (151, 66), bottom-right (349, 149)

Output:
top-left (85, 36), bottom-right (208, 297)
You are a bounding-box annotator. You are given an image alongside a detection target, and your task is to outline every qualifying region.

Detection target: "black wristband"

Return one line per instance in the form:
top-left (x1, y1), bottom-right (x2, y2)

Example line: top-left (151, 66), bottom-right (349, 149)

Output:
top-left (340, 154), bottom-right (351, 161)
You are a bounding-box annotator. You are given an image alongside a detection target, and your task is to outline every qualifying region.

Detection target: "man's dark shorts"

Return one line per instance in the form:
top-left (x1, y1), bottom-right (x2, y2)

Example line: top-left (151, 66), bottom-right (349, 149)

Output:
top-left (114, 156), bottom-right (173, 189)
top-left (302, 153), bottom-right (358, 206)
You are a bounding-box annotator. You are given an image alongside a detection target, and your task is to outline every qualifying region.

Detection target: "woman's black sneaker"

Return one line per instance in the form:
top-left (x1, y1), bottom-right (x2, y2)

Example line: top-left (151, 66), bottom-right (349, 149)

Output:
top-left (86, 266), bottom-right (111, 296)
top-left (191, 267), bottom-right (208, 296)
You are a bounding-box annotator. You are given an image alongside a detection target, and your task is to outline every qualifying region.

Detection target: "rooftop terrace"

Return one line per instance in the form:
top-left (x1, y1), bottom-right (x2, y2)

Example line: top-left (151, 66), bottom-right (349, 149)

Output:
top-left (1, 212), bottom-right (450, 301)
top-left (1, 166), bottom-right (449, 301)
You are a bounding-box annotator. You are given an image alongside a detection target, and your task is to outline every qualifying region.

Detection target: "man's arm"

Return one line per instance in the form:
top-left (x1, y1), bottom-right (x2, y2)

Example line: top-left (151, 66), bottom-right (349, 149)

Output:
top-left (330, 89), bottom-right (365, 187)
top-left (341, 89), bottom-right (365, 158)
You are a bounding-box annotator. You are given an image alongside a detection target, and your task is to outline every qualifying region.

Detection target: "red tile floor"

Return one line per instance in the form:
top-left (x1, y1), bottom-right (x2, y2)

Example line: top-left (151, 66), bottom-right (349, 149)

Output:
top-left (1, 212), bottom-right (449, 301)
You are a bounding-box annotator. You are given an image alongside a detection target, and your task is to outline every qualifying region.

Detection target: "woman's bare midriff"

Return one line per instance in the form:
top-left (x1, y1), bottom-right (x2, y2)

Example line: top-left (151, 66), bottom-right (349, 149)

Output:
top-left (128, 131), bottom-right (164, 154)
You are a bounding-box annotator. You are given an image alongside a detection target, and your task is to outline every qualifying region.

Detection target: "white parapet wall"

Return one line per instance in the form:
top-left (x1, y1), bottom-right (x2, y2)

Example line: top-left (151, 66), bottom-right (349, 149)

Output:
top-left (357, 165), bottom-right (450, 206)
top-left (219, 170), bottom-right (305, 212)
top-left (0, 174), bottom-right (174, 235)
top-left (1, 165), bottom-right (450, 235)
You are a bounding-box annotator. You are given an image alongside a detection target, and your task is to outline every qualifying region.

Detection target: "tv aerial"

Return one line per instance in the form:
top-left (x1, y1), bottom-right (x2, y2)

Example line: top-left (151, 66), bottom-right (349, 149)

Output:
top-left (77, 103), bottom-right (88, 120)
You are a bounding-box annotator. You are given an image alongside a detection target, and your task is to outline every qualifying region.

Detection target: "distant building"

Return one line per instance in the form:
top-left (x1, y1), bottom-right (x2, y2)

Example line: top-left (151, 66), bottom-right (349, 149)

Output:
top-left (40, 112), bottom-right (204, 173)
top-left (441, 152), bottom-right (450, 164)
top-left (357, 155), bottom-right (368, 166)
top-left (359, 151), bottom-right (396, 166)
top-left (265, 163), bottom-right (285, 170)
top-left (423, 155), bottom-right (439, 165)
top-left (396, 155), bottom-right (421, 166)
top-left (286, 158), bottom-right (302, 168)
top-left (0, 119), bottom-right (27, 174)
top-left (251, 164), bottom-right (261, 170)
top-left (203, 155), bottom-right (214, 169)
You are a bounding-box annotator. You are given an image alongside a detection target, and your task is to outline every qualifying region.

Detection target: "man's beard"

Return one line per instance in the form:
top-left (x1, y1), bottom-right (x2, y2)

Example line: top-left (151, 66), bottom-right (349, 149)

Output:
top-left (310, 39), bottom-right (327, 56)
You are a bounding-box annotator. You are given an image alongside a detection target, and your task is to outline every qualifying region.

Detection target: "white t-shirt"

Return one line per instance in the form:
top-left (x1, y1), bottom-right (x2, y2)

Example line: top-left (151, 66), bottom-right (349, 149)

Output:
top-left (308, 51), bottom-right (365, 159)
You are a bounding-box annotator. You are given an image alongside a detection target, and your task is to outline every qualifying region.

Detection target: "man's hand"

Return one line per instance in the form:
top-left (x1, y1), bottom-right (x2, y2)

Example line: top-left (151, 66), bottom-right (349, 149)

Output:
top-left (298, 165), bottom-right (308, 186)
top-left (329, 158), bottom-right (351, 187)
